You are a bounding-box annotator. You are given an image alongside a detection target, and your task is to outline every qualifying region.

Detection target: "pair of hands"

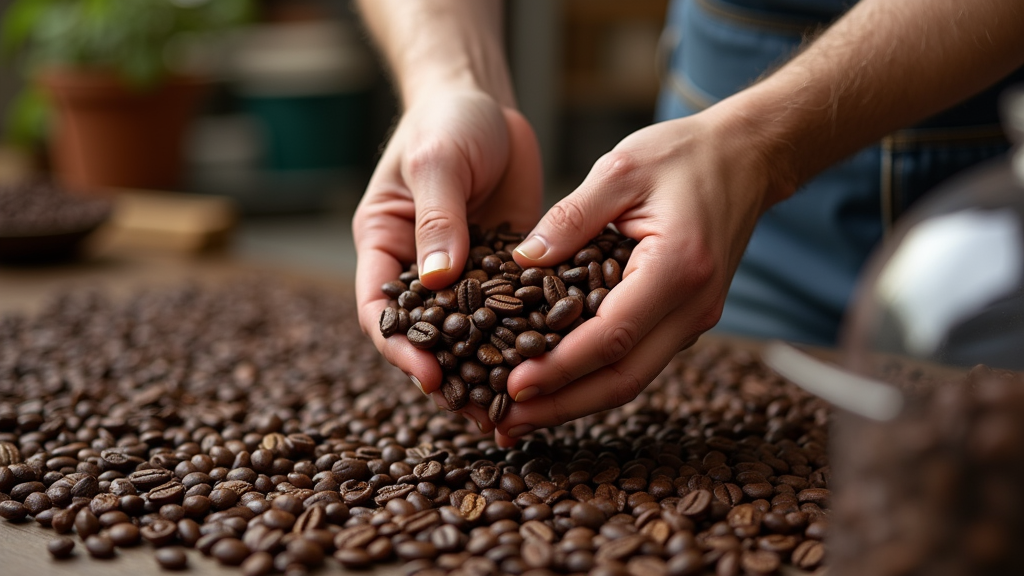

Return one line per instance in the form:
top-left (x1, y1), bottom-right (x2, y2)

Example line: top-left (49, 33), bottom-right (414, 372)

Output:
top-left (354, 88), bottom-right (771, 447)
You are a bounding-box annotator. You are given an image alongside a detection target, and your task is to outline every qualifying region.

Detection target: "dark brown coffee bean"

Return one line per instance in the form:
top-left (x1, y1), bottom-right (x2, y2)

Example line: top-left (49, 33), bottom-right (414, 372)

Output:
top-left (0, 441), bottom-right (21, 466)
top-left (441, 375), bottom-right (469, 411)
top-left (47, 536), bottom-right (76, 559)
top-left (515, 330), bottom-right (546, 358)
top-left (334, 524), bottom-right (377, 549)
top-left (489, 393), bottom-right (511, 424)
top-left (109, 522), bottom-right (141, 547)
top-left (382, 280), bottom-right (408, 299)
top-left (457, 278), bottom-right (483, 314)
top-left (541, 275), bottom-right (568, 306)
top-left (546, 296), bottom-right (583, 331)
top-left (141, 518), bottom-right (178, 546)
top-left (487, 366), bottom-right (511, 394)
top-left (586, 288), bottom-right (609, 316)
top-left (0, 500), bottom-right (28, 521)
top-left (334, 547), bottom-right (372, 569)
top-left (380, 307), bottom-right (400, 337)
top-left (476, 344), bottom-right (504, 366)
top-left (740, 550), bottom-right (780, 574)
top-left (469, 386), bottom-right (495, 409)
top-left (485, 294), bottom-right (524, 317)
top-left (791, 539), bottom-right (824, 569)
top-left (407, 322), bottom-right (440, 349)
top-left (212, 537), bottom-right (250, 566)
top-left (155, 547), bottom-right (189, 570)
top-left (677, 490), bottom-right (712, 518)
top-left (398, 290), bottom-right (422, 311)
top-left (85, 534), bottom-right (115, 559)
top-left (443, 313), bottom-right (471, 338)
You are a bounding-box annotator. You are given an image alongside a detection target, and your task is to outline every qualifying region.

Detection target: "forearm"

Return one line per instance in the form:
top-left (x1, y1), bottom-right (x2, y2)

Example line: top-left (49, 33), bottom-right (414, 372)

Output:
top-left (355, 0), bottom-right (515, 108)
top-left (716, 0), bottom-right (1024, 205)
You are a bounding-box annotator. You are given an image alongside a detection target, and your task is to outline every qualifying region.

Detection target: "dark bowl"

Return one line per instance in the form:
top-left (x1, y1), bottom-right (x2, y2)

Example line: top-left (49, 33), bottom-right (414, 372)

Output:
top-left (0, 183), bottom-right (113, 265)
top-left (0, 221), bottom-right (109, 264)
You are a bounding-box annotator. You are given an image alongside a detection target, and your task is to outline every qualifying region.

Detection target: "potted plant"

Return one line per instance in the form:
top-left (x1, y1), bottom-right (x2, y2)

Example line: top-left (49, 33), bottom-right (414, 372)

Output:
top-left (1, 0), bottom-right (253, 191)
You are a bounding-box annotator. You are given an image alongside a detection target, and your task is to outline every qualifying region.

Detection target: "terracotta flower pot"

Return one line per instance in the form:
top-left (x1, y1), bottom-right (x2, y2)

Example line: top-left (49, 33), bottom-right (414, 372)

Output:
top-left (39, 70), bottom-right (206, 192)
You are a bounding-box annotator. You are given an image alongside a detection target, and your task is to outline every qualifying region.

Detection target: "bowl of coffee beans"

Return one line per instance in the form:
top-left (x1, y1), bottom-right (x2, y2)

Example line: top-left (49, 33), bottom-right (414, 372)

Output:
top-left (0, 182), bottom-right (112, 264)
top-left (379, 224), bottom-right (635, 424)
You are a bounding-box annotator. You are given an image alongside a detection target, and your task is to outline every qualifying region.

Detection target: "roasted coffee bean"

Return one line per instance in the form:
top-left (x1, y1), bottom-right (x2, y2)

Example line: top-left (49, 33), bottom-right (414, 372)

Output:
top-left (155, 547), bottom-right (189, 570)
top-left (469, 386), bottom-right (495, 409)
top-left (543, 275), bottom-right (569, 306)
top-left (546, 296), bottom-right (583, 331)
top-left (0, 500), bottom-right (28, 521)
top-left (212, 538), bottom-right (250, 566)
top-left (515, 330), bottom-right (546, 358)
top-left (47, 536), bottom-right (76, 559)
top-left (443, 313), bottom-right (472, 338)
top-left (485, 294), bottom-right (524, 317)
top-left (441, 376), bottom-right (470, 411)
top-left (85, 534), bottom-right (115, 559)
top-left (379, 307), bottom-right (400, 337)
top-left (456, 279), bottom-right (483, 314)
top-left (488, 393), bottom-right (511, 424)
top-left (407, 322), bottom-right (441, 349)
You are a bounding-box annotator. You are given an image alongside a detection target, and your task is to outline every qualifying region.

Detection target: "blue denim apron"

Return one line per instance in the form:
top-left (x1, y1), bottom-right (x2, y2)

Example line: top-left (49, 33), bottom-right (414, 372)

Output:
top-left (657, 0), bottom-right (1020, 345)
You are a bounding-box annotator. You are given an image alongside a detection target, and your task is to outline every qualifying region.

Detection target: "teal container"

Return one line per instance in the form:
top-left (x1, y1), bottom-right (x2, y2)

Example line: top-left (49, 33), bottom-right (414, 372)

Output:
top-left (242, 91), bottom-right (368, 172)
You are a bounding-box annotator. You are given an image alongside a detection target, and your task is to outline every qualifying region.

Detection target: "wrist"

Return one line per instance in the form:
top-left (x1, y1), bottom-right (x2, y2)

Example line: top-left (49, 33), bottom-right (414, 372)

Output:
top-left (703, 85), bottom-right (807, 213)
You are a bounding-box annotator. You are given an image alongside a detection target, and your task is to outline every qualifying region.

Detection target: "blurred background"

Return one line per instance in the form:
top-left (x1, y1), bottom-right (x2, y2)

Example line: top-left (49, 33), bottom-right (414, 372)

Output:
top-left (0, 0), bottom-right (668, 279)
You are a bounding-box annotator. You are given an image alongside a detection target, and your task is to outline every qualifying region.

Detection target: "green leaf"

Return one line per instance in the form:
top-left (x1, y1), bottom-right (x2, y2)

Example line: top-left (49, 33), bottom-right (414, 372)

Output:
top-left (3, 86), bottom-right (49, 147)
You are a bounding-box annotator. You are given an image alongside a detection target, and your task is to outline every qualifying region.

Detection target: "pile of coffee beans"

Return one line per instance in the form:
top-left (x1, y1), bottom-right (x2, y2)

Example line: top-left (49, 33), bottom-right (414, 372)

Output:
top-left (380, 225), bottom-right (635, 424)
top-left (1, 279), bottom-right (832, 575)
top-left (0, 181), bottom-right (111, 236)
top-left (830, 364), bottom-right (1024, 575)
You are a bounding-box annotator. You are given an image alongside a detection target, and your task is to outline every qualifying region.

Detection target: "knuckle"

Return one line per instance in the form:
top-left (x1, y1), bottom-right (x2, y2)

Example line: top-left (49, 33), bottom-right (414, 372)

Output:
top-left (415, 206), bottom-right (456, 242)
top-left (693, 300), bottom-right (725, 335)
top-left (608, 367), bottom-right (645, 408)
top-left (602, 322), bottom-right (641, 364)
top-left (547, 200), bottom-right (589, 238)
top-left (593, 150), bottom-right (639, 181)
top-left (405, 138), bottom-right (451, 178)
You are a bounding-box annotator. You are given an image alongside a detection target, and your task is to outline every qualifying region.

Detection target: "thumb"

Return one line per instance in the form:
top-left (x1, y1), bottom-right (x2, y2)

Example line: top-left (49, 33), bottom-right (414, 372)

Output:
top-left (403, 140), bottom-right (475, 290)
top-left (512, 157), bottom-right (635, 268)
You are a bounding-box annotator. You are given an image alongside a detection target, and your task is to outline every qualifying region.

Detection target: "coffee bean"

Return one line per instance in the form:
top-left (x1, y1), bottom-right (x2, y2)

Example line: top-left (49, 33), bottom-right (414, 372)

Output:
top-left (441, 375), bottom-right (470, 411)
top-left (109, 522), bottom-right (141, 547)
top-left (212, 538), bottom-right (250, 565)
top-left (407, 322), bottom-right (441, 349)
top-left (488, 393), bottom-right (511, 424)
top-left (85, 534), bottom-right (115, 559)
top-left (677, 490), bottom-right (713, 518)
top-left (485, 294), bottom-right (524, 317)
top-left (0, 500), bottom-right (28, 521)
top-left (47, 536), bottom-right (76, 559)
top-left (515, 331), bottom-right (546, 358)
top-left (155, 547), bottom-right (189, 570)
top-left (379, 307), bottom-right (400, 337)
top-left (457, 279), bottom-right (483, 314)
top-left (546, 296), bottom-right (583, 331)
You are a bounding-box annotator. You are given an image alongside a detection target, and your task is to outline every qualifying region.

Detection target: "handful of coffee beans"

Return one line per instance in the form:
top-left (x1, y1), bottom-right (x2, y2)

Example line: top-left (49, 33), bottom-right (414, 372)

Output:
top-left (380, 225), bottom-right (636, 424)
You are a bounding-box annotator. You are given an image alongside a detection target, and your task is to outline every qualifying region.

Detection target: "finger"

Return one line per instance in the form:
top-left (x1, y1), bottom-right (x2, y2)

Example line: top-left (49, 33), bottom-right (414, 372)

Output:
top-left (467, 108), bottom-right (544, 233)
top-left (512, 151), bottom-right (645, 267)
top-left (496, 319), bottom-right (700, 439)
top-left (507, 235), bottom-right (707, 400)
top-left (402, 138), bottom-right (476, 290)
top-left (354, 203), bottom-right (443, 394)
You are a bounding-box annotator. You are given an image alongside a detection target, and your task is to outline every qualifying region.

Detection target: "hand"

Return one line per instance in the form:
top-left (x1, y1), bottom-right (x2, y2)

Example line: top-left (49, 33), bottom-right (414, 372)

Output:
top-left (353, 89), bottom-right (543, 429)
top-left (493, 108), bottom-right (782, 446)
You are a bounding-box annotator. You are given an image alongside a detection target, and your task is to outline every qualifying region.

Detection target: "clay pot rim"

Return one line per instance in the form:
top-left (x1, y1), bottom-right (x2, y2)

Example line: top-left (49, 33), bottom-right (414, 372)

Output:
top-left (37, 67), bottom-right (208, 94)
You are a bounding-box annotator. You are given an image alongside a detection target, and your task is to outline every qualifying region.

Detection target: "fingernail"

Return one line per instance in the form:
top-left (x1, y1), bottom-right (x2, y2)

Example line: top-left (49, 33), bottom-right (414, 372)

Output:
top-left (422, 251), bottom-right (451, 277)
top-left (410, 375), bottom-right (425, 395)
top-left (507, 424), bottom-right (535, 438)
top-left (475, 420), bottom-right (485, 432)
top-left (514, 386), bottom-right (540, 403)
top-left (515, 236), bottom-right (548, 260)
